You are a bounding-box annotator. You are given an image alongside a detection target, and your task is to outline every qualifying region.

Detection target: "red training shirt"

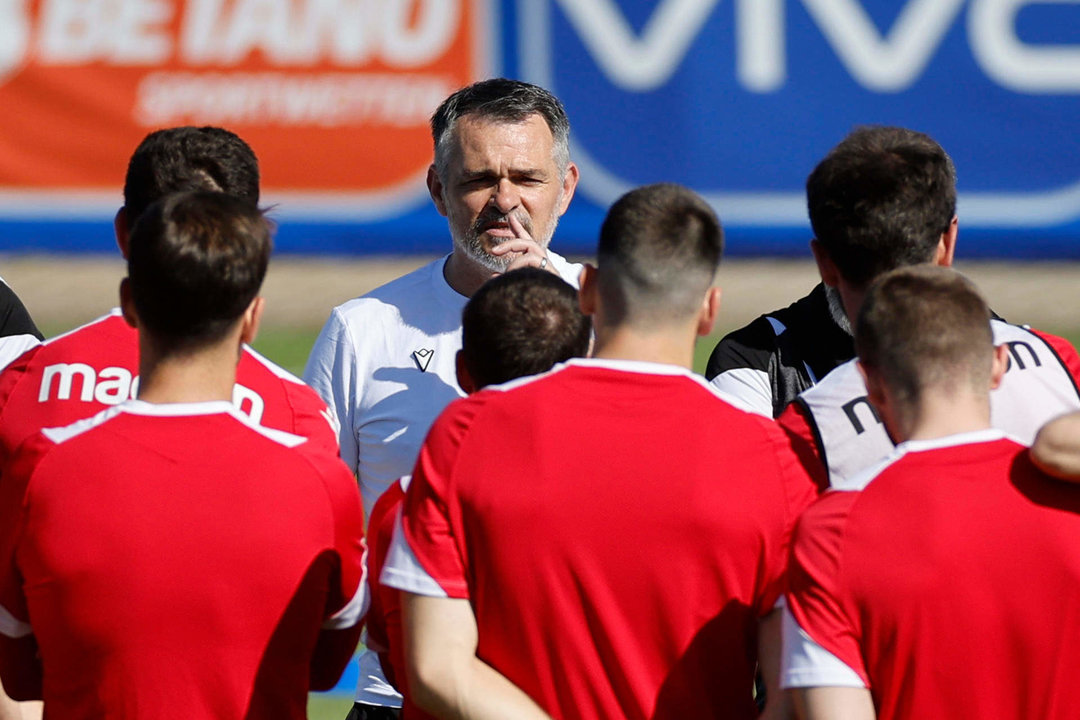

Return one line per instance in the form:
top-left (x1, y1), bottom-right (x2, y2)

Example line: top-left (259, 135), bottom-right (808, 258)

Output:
top-left (0, 401), bottom-right (366, 718)
top-left (383, 359), bottom-right (818, 720)
top-left (786, 432), bottom-right (1080, 719)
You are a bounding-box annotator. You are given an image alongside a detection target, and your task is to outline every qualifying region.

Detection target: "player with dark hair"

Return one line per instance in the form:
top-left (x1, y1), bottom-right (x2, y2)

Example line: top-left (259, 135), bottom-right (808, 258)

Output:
top-left (774, 129), bottom-right (1080, 489)
top-left (457, 267), bottom-right (591, 390)
top-left (0, 191), bottom-right (366, 719)
top-left (782, 265), bottom-right (1080, 720)
top-left (120, 126), bottom-right (260, 227)
top-left (365, 267), bottom-right (590, 719)
top-left (381, 183), bottom-right (817, 719)
top-left (706, 126), bottom-right (958, 417)
top-left (0, 126), bottom-right (336, 476)
top-left (304, 78), bottom-right (583, 716)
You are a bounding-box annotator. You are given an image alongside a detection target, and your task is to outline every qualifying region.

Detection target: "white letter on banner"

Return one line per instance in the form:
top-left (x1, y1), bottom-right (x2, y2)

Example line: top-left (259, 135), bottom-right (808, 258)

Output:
top-left (736, 0), bottom-right (785, 92)
top-left (291, 0), bottom-right (373, 65)
top-left (556, 0), bottom-right (719, 91)
top-left (39, 0), bottom-right (106, 62)
top-left (799, 0), bottom-right (965, 92)
top-left (220, 0), bottom-right (292, 64)
top-left (379, 0), bottom-right (457, 67)
top-left (969, 0), bottom-right (1080, 93)
top-left (111, 0), bottom-right (173, 63)
top-left (181, 0), bottom-right (226, 63)
top-left (0, 0), bottom-right (31, 81)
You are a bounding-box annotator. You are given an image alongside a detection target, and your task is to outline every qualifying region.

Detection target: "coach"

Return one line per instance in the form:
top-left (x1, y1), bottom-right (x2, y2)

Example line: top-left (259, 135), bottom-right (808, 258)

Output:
top-left (303, 78), bottom-right (583, 717)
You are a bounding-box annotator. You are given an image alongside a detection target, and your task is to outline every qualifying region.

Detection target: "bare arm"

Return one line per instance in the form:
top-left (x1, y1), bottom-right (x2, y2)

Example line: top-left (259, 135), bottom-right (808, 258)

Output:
top-left (758, 608), bottom-right (794, 720)
top-left (793, 686), bottom-right (875, 720)
top-left (1032, 412), bottom-right (1080, 480)
top-left (402, 593), bottom-right (552, 720)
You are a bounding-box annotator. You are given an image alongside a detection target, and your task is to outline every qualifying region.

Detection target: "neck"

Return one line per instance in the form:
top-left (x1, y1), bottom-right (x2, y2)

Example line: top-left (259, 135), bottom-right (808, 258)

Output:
top-left (443, 251), bottom-right (495, 298)
top-left (590, 324), bottom-right (698, 370)
top-left (136, 335), bottom-right (241, 405)
top-left (896, 391), bottom-right (992, 443)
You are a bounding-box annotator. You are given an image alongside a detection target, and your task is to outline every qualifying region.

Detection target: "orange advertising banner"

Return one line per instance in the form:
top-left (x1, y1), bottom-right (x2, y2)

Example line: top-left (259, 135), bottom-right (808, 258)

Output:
top-left (0, 0), bottom-right (490, 217)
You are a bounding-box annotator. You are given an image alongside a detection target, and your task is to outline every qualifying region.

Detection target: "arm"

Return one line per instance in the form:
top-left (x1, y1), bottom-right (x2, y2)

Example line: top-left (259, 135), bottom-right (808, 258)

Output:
top-left (793, 687), bottom-right (875, 720)
top-left (303, 309), bottom-right (361, 475)
top-left (402, 593), bottom-right (551, 720)
top-left (757, 608), bottom-right (793, 720)
top-left (1032, 412), bottom-right (1080, 480)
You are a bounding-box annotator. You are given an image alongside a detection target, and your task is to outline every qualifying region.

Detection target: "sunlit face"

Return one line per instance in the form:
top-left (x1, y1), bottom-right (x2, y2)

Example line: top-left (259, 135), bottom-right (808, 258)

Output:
top-left (430, 114), bottom-right (577, 272)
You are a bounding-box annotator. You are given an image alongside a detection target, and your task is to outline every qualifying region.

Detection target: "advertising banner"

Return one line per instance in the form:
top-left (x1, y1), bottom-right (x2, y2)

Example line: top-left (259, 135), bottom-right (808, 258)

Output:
top-left (0, 0), bottom-right (1078, 257)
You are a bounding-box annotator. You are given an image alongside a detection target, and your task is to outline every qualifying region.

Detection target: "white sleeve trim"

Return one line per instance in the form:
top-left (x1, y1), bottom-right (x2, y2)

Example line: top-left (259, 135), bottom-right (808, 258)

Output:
top-left (709, 368), bottom-right (774, 417)
top-left (0, 604), bottom-right (32, 639)
top-left (0, 334), bottom-right (39, 372)
top-left (781, 606), bottom-right (866, 689)
top-left (380, 511), bottom-right (448, 598)
top-left (323, 545), bottom-right (370, 630)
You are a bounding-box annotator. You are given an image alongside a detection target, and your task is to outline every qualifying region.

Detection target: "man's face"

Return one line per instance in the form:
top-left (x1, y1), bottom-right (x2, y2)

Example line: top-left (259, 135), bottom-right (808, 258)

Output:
top-left (429, 113), bottom-right (578, 272)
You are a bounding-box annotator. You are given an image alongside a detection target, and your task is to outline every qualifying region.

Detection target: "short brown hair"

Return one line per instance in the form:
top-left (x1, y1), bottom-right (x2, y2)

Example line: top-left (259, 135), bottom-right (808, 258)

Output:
top-left (855, 265), bottom-right (992, 406)
top-left (597, 183), bottom-right (722, 328)
top-left (462, 268), bottom-right (591, 388)
top-left (807, 126), bottom-right (956, 288)
top-left (128, 191), bottom-right (271, 353)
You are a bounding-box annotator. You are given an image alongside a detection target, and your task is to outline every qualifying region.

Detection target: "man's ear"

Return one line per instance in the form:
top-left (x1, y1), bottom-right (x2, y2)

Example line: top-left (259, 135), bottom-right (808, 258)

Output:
top-left (810, 239), bottom-right (841, 288)
top-left (455, 350), bottom-right (477, 394)
top-left (427, 165), bottom-right (448, 217)
top-left (239, 297), bottom-right (265, 346)
top-left (696, 286), bottom-right (722, 337)
top-left (578, 263), bottom-right (598, 316)
top-left (857, 360), bottom-right (886, 409)
top-left (990, 343), bottom-right (1010, 390)
top-left (114, 208), bottom-right (131, 259)
top-left (119, 278), bottom-right (138, 328)
top-left (935, 216), bottom-right (958, 267)
top-left (556, 162), bottom-right (580, 216)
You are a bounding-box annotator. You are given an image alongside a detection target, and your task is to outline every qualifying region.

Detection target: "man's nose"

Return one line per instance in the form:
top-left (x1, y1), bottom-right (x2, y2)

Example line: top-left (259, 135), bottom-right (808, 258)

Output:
top-left (490, 178), bottom-right (520, 214)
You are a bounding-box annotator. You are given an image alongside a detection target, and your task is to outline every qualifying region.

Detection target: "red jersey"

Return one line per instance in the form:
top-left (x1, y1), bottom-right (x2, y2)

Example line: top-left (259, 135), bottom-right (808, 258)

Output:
top-left (382, 359), bottom-right (818, 720)
top-left (0, 400), bottom-right (366, 719)
top-left (785, 432), bottom-right (1080, 719)
top-left (366, 476), bottom-right (435, 720)
top-left (0, 311), bottom-right (338, 472)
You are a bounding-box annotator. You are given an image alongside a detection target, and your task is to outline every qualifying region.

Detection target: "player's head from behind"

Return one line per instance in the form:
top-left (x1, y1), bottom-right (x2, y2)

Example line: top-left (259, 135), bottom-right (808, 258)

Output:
top-left (121, 191), bottom-right (271, 358)
top-left (118, 126), bottom-right (260, 257)
top-left (457, 267), bottom-right (591, 392)
top-left (855, 265), bottom-right (1008, 443)
top-left (582, 183), bottom-right (722, 346)
top-left (807, 125), bottom-right (957, 320)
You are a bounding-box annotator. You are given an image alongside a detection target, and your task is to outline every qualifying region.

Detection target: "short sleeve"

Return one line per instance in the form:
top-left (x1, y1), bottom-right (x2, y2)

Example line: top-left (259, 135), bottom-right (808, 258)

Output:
top-left (779, 400), bottom-right (828, 492)
top-left (310, 450), bottom-right (368, 630)
top-left (755, 419), bottom-right (821, 613)
top-left (382, 397), bottom-right (480, 600)
top-left (784, 490), bottom-right (868, 686)
top-left (304, 307), bottom-right (361, 477)
top-left (0, 433), bottom-right (54, 638)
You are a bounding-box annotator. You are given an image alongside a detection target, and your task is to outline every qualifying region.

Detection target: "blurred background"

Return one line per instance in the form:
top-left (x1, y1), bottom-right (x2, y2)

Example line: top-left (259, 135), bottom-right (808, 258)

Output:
top-left (2, 0), bottom-right (1079, 714)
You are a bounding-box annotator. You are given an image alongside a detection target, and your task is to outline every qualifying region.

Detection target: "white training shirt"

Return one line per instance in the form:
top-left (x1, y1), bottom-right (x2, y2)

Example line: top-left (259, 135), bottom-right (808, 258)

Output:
top-left (303, 251), bottom-right (582, 707)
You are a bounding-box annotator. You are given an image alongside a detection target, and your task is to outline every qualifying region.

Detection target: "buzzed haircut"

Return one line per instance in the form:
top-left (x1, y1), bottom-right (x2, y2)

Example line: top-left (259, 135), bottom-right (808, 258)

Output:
top-left (596, 183), bottom-right (723, 327)
top-left (855, 265), bottom-right (993, 407)
top-left (807, 125), bottom-right (957, 288)
top-left (431, 78), bottom-right (571, 178)
top-left (461, 268), bottom-right (591, 389)
top-left (123, 126), bottom-right (260, 223)
top-left (127, 191), bottom-right (271, 353)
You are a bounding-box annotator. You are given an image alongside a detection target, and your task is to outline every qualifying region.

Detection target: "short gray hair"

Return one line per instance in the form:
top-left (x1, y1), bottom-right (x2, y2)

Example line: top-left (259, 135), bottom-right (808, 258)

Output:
top-left (431, 78), bottom-right (570, 179)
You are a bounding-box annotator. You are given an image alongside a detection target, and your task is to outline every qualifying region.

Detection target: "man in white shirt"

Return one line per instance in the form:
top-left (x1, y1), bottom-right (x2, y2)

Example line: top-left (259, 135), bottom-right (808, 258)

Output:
top-left (303, 78), bottom-right (583, 718)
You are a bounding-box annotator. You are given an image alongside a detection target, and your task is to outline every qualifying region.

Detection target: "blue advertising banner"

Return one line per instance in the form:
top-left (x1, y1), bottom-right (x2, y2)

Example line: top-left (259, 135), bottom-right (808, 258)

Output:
top-left (1, 0), bottom-right (1078, 257)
